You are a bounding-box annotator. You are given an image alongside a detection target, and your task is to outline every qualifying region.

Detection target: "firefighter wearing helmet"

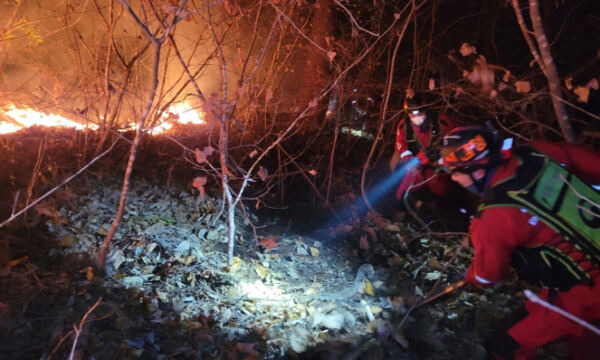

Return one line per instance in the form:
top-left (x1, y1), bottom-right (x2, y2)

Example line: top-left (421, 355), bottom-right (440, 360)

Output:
top-left (389, 92), bottom-right (458, 200)
top-left (440, 125), bottom-right (600, 359)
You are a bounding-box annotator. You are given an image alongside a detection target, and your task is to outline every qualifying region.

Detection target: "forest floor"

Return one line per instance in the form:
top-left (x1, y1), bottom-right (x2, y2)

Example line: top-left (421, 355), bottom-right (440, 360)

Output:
top-left (0, 129), bottom-right (569, 359)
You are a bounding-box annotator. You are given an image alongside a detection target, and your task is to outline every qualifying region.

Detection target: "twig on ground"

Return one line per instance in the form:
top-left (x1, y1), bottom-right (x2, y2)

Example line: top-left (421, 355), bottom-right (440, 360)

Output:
top-left (47, 298), bottom-right (115, 360)
top-left (0, 139), bottom-right (118, 229)
top-left (68, 298), bottom-right (102, 360)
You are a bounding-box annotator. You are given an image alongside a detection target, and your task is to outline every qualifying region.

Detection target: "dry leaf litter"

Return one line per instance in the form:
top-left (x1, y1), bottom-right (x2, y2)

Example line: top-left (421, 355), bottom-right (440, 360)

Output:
top-left (4, 177), bottom-right (533, 359)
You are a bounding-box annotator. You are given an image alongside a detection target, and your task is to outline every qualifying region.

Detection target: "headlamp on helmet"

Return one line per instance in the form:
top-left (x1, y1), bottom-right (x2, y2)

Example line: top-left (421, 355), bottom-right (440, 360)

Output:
top-left (404, 93), bottom-right (430, 126)
top-left (440, 126), bottom-right (500, 173)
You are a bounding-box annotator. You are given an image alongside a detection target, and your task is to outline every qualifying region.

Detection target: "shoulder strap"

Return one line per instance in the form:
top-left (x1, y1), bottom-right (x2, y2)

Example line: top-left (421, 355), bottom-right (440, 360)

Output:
top-left (404, 117), bottom-right (421, 154)
top-left (428, 112), bottom-right (441, 148)
top-left (479, 146), bottom-right (600, 266)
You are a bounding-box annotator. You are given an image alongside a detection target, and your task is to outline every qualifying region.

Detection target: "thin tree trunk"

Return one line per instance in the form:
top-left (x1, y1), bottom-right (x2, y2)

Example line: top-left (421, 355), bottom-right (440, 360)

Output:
top-left (528, 0), bottom-right (575, 142)
top-left (511, 0), bottom-right (575, 143)
top-left (98, 44), bottom-right (160, 267)
top-left (295, 0), bottom-right (333, 108)
top-left (99, 0), bottom-right (189, 267)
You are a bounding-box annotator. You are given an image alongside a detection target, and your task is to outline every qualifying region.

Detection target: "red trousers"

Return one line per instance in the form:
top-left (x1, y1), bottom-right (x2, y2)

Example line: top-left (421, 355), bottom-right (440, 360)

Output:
top-left (490, 285), bottom-right (600, 359)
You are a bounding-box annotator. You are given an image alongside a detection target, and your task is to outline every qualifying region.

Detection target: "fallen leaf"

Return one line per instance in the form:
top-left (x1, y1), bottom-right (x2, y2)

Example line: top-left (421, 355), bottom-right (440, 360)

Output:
top-left (289, 326), bottom-right (311, 353)
top-left (574, 86), bottom-right (590, 103)
top-left (359, 235), bottom-right (369, 250)
top-left (203, 146), bottom-right (215, 157)
top-left (428, 78), bottom-right (436, 90)
top-left (309, 247), bottom-right (319, 257)
top-left (80, 266), bottom-right (93, 282)
top-left (515, 80), bottom-right (531, 93)
top-left (365, 279), bottom-right (375, 296)
top-left (59, 234), bottom-right (77, 246)
top-left (195, 148), bottom-right (207, 163)
top-left (35, 203), bottom-right (58, 218)
top-left (259, 237), bottom-right (278, 251)
top-left (228, 257), bottom-right (242, 272)
top-left (296, 245), bottom-right (309, 256)
top-left (327, 50), bottom-right (336, 61)
top-left (387, 224), bottom-right (400, 232)
top-left (258, 166), bottom-right (268, 181)
top-left (425, 271), bottom-right (441, 281)
top-left (255, 264), bottom-right (269, 279)
top-left (308, 169), bottom-right (317, 176)
top-left (7, 256), bottom-right (28, 269)
top-left (459, 42), bottom-right (477, 56)
top-left (468, 62), bottom-right (494, 90)
top-left (312, 309), bottom-right (345, 330)
top-left (192, 177), bottom-right (207, 198)
top-left (565, 77), bottom-right (573, 90)
top-left (369, 305), bottom-right (382, 314)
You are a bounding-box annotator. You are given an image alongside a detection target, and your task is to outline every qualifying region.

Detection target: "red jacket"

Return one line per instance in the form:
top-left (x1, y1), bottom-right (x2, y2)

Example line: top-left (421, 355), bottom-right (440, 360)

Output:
top-left (394, 113), bottom-right (457, 155)
top-left (466, 141), bottom-right (600, 286)
top-left (465, 141), bottom-right (600, 359)
top-left (394, 113), bottom-right (457, 197)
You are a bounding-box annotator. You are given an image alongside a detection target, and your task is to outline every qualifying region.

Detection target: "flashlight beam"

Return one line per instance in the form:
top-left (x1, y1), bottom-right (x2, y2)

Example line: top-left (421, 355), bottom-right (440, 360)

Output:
top-left (317, 157), bottom-right (421, 237)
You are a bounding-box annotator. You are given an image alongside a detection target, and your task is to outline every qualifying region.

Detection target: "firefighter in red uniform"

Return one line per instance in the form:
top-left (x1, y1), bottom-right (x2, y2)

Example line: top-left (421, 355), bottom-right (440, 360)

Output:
top-left (440, 125), bottom-right (600, 359)
top-left (390, 93), bottom-right (457, 200)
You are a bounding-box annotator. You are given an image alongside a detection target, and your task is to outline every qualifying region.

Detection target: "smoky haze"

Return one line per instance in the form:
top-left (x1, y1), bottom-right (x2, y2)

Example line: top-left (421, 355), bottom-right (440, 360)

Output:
top-left (0, 0), bottom-right (241, 127)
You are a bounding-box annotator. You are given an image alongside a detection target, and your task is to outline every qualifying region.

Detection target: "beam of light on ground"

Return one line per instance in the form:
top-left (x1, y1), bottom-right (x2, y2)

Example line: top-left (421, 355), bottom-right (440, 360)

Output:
top-left (315, 157), bottom-right (421, 238)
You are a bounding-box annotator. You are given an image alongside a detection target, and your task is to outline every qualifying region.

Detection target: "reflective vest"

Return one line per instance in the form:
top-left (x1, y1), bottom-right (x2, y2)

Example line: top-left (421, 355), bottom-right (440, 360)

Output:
top-left (478, 146), bottom-right (600, 290)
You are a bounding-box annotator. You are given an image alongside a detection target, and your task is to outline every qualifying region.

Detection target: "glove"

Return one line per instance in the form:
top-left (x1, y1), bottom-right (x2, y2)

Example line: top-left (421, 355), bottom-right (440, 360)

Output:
top-left (395, 163), bottom-right (420, 199)
top-left (416, 148), bottom-right (441, 165)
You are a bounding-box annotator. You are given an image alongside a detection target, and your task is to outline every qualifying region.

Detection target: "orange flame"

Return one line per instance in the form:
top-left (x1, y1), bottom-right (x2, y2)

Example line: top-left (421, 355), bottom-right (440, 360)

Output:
top-left (1, 104), bottom-right (98, 134)
top-left (1, 101), bottom-right (205, 135)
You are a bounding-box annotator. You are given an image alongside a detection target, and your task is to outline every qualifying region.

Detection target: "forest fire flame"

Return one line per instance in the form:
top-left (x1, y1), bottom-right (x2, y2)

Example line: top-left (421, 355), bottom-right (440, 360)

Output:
top-left (0, 101), bottom-right (205, 135)
top-left (0, 104), bottom-right (99, 134)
